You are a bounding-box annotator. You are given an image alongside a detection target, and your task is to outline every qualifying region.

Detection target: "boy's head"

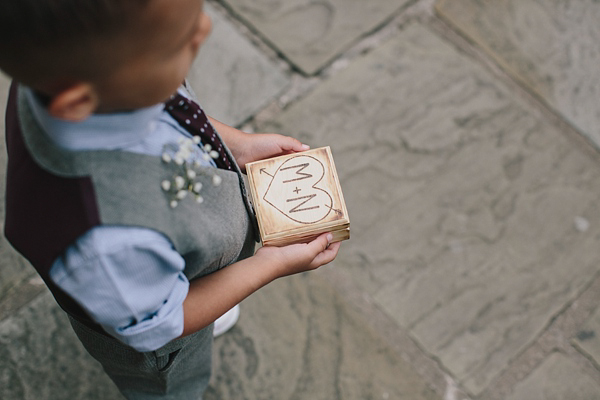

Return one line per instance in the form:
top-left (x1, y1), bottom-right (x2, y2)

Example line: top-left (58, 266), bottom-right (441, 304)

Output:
top-left (0, 0), bottom-right (211, 120)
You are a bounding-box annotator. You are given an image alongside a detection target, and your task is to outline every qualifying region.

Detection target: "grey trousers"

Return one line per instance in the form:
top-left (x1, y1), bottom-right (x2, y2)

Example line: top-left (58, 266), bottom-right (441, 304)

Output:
top-left (69, 316), bottom-right (213, 399)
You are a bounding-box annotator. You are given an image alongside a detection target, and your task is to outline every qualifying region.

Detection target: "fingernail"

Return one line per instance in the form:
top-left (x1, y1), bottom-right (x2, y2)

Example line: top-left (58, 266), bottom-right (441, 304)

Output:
top-left (301, 144), bottom-right (310, 150)
top-left (327, 233), bottom-right (333, 242)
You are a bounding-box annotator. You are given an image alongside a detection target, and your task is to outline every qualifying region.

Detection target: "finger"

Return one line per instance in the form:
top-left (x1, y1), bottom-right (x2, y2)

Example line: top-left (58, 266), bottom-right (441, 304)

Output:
top-left (306, 232), bottom-right (334, 255)
top-left (310, 241), bottom-right (341, 268)
top-left (276, 135), bottom-right (309, 153)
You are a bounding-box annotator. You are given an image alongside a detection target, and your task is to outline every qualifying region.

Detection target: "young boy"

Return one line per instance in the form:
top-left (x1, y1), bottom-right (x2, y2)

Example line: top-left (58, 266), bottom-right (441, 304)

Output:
top-left (1, 0), bottom-right (341, 398)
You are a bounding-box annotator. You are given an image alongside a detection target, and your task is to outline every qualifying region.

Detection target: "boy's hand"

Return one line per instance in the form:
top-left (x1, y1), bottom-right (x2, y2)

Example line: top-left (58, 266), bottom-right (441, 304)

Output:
top-left (207, 117), bottom-right (309, 172)
top-left (232, 132), bottom-right (309, 173)
top-left (179, 232), bottom-right (341, 337)
top-left (255, 233), bottom-right (342, 279)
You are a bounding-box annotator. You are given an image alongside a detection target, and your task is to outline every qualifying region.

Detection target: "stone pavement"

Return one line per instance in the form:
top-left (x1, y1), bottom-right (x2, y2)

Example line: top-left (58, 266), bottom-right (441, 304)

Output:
top-left (1, 0), bottom-right (600, 399)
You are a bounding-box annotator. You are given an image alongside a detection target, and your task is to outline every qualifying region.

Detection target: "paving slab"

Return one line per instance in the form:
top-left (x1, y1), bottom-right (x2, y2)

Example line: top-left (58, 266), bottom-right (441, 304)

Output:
top-left (0, 72), bottom-right (34, 299)
top-left (208, 272), bottom-right (439, 400)
top-left (505, 353), bottom-right (600, 400)
top-left (188, 2), bottom-right (290, 126)
top-left (436, 0), bottom-right (600, 148)
top-left (0, 290), bottom-right (123, 400)
top-left (0, 274), bottom-right (438, 399)
top-left (218, 0), bottom-right (410, 75)
top-left (259, 23), bottom-right (600, 395)
top-left (573, 304), bottom-right (600, 367)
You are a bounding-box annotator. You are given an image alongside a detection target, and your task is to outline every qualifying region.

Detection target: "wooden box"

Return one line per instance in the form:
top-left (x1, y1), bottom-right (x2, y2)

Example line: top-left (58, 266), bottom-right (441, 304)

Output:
top-left (246, 146), bottom-right (350, 246)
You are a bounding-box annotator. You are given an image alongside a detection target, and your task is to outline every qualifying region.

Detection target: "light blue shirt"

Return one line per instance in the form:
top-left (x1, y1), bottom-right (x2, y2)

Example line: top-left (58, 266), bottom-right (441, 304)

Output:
top-left (25, 88), bottom-right (215, 352)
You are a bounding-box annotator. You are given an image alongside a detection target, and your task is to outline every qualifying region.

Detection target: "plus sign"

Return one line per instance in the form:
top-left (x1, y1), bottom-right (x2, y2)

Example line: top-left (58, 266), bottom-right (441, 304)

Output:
top-left (293, 187), bottom-right (302, 194)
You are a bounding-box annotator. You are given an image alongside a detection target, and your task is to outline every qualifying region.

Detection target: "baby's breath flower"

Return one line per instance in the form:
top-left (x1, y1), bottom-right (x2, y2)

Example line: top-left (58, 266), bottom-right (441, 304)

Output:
top-left (178, 148), bottom-right (191, 159)
top-left (175, 176), bottom-right (185, 189)
top-left (185, 140), bottom-right (197, 150)
top-left (162, 137), bottom-right (217, 209)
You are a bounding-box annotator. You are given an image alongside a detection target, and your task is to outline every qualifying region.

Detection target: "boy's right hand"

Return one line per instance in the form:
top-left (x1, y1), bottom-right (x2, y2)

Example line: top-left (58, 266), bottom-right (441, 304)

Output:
top-left (255, 233), bottom-right (342, 279)
top-left (179, 232), bottom-right (341, 337)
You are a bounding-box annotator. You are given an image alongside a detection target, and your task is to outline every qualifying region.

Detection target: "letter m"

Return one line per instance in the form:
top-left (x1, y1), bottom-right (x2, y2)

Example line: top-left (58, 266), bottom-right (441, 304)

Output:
top-left (282, 163), bottom-right (312, 183)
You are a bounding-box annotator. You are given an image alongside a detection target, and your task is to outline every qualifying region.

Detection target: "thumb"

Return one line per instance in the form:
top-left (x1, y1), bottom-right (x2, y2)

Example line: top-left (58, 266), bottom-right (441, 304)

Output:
top-left (277, 135), bottom-right (310, 152)
top-left (307, 232), bottom-right (334, 254)
top-left (307, 233), bottom-right (340, 269)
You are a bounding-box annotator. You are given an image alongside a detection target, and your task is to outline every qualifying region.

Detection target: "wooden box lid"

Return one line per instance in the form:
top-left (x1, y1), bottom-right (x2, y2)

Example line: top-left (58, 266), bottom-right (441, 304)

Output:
top-left (246, 147), bottom-right (350, 246)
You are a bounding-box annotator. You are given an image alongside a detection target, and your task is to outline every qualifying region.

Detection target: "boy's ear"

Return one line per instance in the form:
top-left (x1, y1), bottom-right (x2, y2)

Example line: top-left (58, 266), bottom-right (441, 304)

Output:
top-left (47, 83), bottom-right (99, 122)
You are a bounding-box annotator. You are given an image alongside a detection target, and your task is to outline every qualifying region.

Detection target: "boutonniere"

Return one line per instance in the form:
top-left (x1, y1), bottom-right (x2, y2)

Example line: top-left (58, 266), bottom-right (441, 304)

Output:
top-left (160, 136), bottom-right (223, 208)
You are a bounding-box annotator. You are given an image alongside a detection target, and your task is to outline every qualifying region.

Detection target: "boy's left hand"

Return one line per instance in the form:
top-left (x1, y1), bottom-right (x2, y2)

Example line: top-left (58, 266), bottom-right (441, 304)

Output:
top-left (231, 132), bottom-right (310, 172)
top-left (207, 117), bottom-right (309, 173)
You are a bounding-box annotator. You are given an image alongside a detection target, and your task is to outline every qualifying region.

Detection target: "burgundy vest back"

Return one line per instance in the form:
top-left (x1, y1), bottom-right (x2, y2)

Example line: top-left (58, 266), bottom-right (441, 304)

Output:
top-left (4, 83), bottom-right (102, 322)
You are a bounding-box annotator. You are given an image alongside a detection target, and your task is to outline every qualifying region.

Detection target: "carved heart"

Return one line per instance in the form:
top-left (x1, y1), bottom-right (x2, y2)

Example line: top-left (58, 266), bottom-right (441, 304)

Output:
top-left (263, 154), bottom-right (333, 224)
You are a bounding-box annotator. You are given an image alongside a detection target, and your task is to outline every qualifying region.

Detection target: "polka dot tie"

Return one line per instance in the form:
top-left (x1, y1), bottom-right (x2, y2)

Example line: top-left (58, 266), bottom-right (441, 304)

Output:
top-left (164, 93), bottom-right (233, 170)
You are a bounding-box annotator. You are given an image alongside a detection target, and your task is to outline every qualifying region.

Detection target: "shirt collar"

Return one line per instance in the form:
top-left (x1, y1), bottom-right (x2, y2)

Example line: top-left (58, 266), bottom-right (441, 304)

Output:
top-left (25, 87), bottom-right (165, 151)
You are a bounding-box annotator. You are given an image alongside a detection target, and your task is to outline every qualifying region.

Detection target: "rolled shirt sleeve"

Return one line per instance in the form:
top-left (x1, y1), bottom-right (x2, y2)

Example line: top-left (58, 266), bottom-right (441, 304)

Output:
top-left (49, 226), bottom-right (189, 352)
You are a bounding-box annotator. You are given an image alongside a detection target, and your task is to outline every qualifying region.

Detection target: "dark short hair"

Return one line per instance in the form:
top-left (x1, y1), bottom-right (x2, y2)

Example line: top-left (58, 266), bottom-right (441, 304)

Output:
top-left (0, 0), bottom-right (150, 88)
